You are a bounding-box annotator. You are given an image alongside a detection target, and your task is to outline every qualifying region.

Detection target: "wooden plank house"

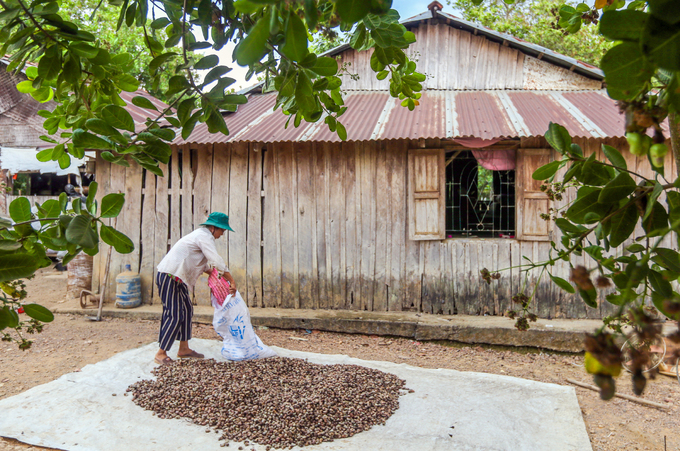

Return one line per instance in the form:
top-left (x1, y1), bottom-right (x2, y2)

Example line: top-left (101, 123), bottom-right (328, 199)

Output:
top-left (91, 6), bottom-right (676, 320)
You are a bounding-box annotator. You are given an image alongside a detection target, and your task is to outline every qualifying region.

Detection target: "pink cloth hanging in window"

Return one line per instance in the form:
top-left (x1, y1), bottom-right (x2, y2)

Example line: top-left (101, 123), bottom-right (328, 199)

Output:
top-left (452, 138), bottom-right (516, 171)
top-left (208, 268), bottom-right (231, 306)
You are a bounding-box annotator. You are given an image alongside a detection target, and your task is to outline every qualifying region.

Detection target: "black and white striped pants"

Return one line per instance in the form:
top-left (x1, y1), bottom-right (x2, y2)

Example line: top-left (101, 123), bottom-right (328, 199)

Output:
top-left (156, 272), bottom-right (193, 351)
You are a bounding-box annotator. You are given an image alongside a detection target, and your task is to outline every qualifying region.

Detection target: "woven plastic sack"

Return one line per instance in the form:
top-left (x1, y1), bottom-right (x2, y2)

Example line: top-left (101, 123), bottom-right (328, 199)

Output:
top-left (208, 269), bottom-right (230, 306)
top-left (211, 291), bottom-right (277, 361)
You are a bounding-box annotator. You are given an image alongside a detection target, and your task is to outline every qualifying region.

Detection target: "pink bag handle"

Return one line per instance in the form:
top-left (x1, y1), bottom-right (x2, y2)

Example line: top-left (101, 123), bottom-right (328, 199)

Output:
top-left (208, 268), bottom-right (230, 306)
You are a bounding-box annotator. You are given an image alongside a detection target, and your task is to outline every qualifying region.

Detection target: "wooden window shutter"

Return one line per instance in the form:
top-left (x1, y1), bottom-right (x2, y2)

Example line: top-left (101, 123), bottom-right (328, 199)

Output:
top-left (408, 148), bottom-right (445, 240)
top-left (516, 148), bottom-right (553, 241)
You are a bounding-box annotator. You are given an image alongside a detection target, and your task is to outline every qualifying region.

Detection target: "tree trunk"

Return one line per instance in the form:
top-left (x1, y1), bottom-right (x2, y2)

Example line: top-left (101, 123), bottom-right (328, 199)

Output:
top-left (670, 112), bottom-right (680, 176)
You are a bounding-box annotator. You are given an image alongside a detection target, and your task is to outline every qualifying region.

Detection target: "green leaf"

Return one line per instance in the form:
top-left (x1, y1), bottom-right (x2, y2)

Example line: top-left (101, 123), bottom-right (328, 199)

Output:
top-left (72, 129), bottom-right (115, 150)
top-left (545, 122), bottom-right (571, 153)
top-left (549, 273), bottom-right (575, 293)
top-left (350, 23), bottom-right (368, 49)
top-left (598, 172), bottom-right (636, 203)
top-left (0, 239), bottom-right (22, 251)
top-left (532, 160), bottom-right (561, 180)
top-left (115, 74), bottom-right (140, 92)
top-left (641, 16), bottom-right (680, 71)
top-left (555, 218), bottom-right (583, 234)
top-left (579, 153), bottom-right (611, 186)
top-left (601, 42), bottom-right (655, 100)
top-left (579, 287), bottom-right (598, 308)
top-left (310, 57), bottom-right (338, 76)
top-left (148, 128), bottom-right (176, 141)
top-left (648, 0), bottom-right (680, 25)
top-left (602, 144), bottom-right (627, 171)
top-left (100, 193), bottom-right (125, 218)
top-left (304, 0), bottom-right (319, 31)
top-left (0, 253), bottom-right (39, 283)
top-left (149, 52), bottom-right (177, 74)
top-left (65, 215), bottom-right (97, 248)
top-left (86, 181), bottom-right (98, 212)
top-left (22, 304), bottom-right (54, 322)
top-left (102, 105), bottom-right (136, 132)
top-left (16, 80), bottom-right (35, 93)
top-left (9, 197), bottom-right (32, 222)
top-left (195, 54), bottom-right (219, 70)
top-left (653, 248), bottom-right (680, 273)
top-left (101, 152), bottom-right (130, 167)
top-left (0, 306), bottom-right (19, 329)
top-left (38, 199), bottom-right (61, 222)
top-left (599, 10), bottom-right (648, 41)
top-left (607, 203), bottom-right (638, 247)
top-left (36, 148), bottom-right (53, 162)
top-left (70, 42), bottom-right (99, 58)
top-left (235, 11), bottom-right (271, 66)
top-left (605, 292), bottom-right (627, 306)
top-left (100, 225), bottom-right (134, 253)
top-left (336, 0), bottom-right (371, 23)
top-left (336, 121), bottom-right (347, 141)
top-left (281, 12), bottom-right (309, 62)
top-left (643, 201), bottom-right (668, 235)
top-left (566, 187), bottom-right (610, 224)
top-left (649, 270), bottom-right (673, 298)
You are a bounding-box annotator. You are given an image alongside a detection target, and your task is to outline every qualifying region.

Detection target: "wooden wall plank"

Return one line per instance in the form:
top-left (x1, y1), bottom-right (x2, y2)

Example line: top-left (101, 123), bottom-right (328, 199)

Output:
top-left (329, 143), bottom-right (346, 309)
top-left (153, 162), bottom-right (169, 304)
top-left (139, 169), bottom-right (156, 304)
top-left (170, 150), bottom-right (181, 246)
top-left (360, 141), bottom-right (377, 311)
top-left (314, 143), bottom-right (329, 309)
top-left (296, 142), bottom-right (315, 309)
top-left (262, 146), bottom-right (282, 308)
top-left (345, 141), bottom-right (359, 309)
top-left (123, 162), bottom-right (143, 272)
top-left (193, 144), bottom-right (214, 306)
top-left (388, 140), bottom-right (407, 311)
top-left (277, 142), bottom-right (297, 308)
top-left (211, 143), bottom-right (231, 266)
top-left (421, 241), bottom-right (441, 314)
top-left (181, 144), bottom-right (194, 237)
top-left (373, 140), bottom-right (389, 311)
top-left (228, 142), bottom-right (249, 302)
top-left (246, 144), bottom-right (264, 307)
top-left (105, 161), bottom-right (127, 301)
top-left (92, 153), bottom-right (111, 298)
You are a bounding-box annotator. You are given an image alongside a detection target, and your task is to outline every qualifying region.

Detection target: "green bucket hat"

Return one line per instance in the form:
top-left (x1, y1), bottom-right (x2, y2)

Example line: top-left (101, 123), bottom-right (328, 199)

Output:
top-left (200, 212), bottom-right (234, 232)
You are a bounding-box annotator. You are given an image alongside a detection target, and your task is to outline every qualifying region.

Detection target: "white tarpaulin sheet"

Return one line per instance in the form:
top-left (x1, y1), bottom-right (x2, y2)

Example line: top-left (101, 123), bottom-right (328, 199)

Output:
top-left (0, 339), bottom-right (592, 451)
top-left (0, 147), bottom-right (91, 176)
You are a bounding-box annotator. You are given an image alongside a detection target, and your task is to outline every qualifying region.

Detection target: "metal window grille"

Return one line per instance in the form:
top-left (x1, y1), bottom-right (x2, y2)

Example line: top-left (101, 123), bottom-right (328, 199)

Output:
top-left (445, 151), bottom-right (515, 237)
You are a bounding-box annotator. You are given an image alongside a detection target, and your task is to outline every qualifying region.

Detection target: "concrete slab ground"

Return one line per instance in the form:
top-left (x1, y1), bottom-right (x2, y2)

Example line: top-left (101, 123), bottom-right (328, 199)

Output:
top-left (0, 339), bottom-right (592, 451)
top-left (54, 301), bottom-right (680, 353)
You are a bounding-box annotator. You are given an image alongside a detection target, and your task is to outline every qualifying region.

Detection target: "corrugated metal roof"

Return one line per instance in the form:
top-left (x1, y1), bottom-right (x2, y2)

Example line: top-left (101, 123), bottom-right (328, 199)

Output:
top-left (175, 89), bottom-right (635, 145)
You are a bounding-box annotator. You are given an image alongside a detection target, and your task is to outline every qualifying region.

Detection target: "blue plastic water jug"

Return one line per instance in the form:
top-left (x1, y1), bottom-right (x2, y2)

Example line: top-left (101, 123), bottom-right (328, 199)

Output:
top-left (115, 264), bottom-right (141, 308)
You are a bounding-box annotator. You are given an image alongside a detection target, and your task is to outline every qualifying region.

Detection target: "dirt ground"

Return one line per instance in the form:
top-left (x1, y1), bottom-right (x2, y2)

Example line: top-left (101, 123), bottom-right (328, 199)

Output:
top-left (1, 268), bottom-right (678, 451)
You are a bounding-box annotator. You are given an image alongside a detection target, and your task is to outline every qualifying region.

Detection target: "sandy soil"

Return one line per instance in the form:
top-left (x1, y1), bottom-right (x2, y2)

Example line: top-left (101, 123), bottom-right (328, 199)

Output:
top-left (0, 268), bottom-right (678, 451)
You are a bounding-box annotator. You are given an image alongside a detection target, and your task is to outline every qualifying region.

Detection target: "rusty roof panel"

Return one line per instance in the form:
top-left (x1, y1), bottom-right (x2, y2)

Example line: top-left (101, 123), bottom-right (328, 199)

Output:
top-left (310, 92), bottom-right (388, 142)
top-left (561, 91), bottom-right (624, 137)
top-left (379, 91), bottom-right (446, 140)
top-left (235, 101), bottom-right (312, 143)
top-left (456, 91), bottom-right (515, 139)
top-left (508, 91), bottom-right (590, 138)
top-left (176, 93), bottom-right (278, 145)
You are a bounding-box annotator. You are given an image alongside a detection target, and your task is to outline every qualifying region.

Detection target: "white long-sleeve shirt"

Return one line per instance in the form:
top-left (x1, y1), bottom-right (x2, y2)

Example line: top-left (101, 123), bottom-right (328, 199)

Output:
top-left (156, 227), bottom-right (228, 288)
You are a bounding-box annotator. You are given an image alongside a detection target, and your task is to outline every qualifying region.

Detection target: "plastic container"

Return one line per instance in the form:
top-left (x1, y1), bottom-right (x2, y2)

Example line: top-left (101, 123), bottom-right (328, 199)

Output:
top-left (115, 264), bottom-right (141, 308)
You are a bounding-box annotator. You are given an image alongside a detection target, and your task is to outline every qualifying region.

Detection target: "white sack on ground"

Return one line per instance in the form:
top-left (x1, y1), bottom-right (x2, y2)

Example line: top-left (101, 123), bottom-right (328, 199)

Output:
top-left (212, 291), bottom-right (277, 360)
top-left (0, 339), bottom-right (592, 451)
